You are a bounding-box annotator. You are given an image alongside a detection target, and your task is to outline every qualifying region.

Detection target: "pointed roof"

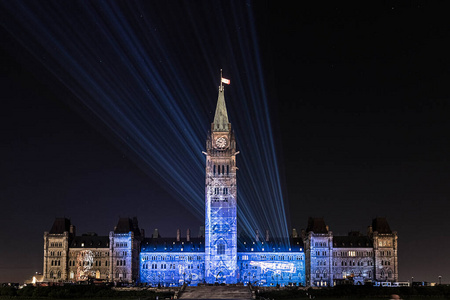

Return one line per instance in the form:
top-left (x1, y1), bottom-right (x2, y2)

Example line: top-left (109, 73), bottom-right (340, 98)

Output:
top-left (114, 217), bottom-right (141, 236)
top-left (306, 217), bottom-right (329, 234)
top-left (372, 217), bottom-right (392, 234)
top-left (213, 86), bottom-right (229, 132)
top-left (49, 218), bottom-right (71, 234)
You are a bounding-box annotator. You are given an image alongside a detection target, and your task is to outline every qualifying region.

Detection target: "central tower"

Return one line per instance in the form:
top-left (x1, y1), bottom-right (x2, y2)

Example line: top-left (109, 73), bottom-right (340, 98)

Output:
top-left (204, 76), bottom-right (238, 284)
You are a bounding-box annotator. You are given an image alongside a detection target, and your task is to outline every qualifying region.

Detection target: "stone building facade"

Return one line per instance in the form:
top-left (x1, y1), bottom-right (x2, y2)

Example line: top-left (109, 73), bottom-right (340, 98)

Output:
top-left (43, 217), bottom-right (142, 284)
top-left (42, 79), bottom-right (398, 286)
top-left (303, 217), bottom-right (399, 287)
top-left (43, 218), bottom-right (74, 281)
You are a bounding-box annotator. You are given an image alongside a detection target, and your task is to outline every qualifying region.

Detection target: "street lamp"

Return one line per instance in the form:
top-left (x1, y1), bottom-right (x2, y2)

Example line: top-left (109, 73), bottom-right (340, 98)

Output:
top-left (438, 276), bottom-right (442, 285)
top-left (411, 277), bottom-right (414, 287)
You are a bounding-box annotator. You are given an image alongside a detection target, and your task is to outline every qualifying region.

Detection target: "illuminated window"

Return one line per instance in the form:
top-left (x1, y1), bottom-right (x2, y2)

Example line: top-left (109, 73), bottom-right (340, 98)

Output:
top-left (217, 244), bottom-right (225, 255)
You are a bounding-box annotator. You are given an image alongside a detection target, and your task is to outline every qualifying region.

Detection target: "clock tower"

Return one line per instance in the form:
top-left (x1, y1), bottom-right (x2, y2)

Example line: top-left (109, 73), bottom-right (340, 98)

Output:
top-left (204, 76), bottom-right (238, 284)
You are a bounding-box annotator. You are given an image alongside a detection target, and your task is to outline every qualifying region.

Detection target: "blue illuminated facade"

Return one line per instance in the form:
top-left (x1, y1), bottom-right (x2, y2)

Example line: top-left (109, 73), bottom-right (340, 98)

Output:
top-left (139, 238), bottom-right (205, 286)
top-left (43, 81), bottom-right (398, 287)
top-left (204, 82), bottom-right (238, 284)
top-left (138, 80), bottom-right (306, 286)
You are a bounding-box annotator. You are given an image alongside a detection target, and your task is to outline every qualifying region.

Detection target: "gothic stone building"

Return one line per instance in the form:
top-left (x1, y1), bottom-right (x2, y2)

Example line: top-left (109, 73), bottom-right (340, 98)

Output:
top-left (43, 217), bottom-right (142, 283)
top-left (43, 80), bottom-right (398, 286)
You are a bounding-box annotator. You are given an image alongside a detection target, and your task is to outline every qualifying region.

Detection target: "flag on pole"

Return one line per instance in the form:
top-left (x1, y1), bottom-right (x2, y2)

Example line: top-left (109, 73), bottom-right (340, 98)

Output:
top-left (221, 77), bottom-right (230, 85)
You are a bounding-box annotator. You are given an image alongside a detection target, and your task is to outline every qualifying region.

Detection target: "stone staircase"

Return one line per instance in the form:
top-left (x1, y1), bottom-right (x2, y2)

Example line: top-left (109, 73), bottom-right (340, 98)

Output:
top-left (178, 285), bottom-right (253, 299)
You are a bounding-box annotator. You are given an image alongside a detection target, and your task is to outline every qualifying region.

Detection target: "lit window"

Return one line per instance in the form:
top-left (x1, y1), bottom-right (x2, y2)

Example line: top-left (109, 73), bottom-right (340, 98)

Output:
top-left (217, 244), bottom-right (225, 255)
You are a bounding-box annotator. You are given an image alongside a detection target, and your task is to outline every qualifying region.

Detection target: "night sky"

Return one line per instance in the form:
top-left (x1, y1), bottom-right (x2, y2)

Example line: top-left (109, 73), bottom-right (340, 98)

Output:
top-left (1, 1), bottom-right (449, 284)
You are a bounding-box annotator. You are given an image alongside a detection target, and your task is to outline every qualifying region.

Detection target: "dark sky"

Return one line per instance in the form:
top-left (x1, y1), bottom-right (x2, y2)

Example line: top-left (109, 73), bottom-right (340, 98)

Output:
top-left (1, 1), bottom-right (449, 284)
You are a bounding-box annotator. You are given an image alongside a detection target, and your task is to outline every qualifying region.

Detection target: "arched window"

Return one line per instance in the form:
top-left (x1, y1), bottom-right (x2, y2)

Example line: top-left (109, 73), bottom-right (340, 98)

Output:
top-left (50, 271), bottom-right (54, 278)
top-left (57, 271), bottom-right (61, 279)
top-left (227, 165), bottom-right (229, 175)
top-left (388, 270), bottom-right (392, 278)
top-left (213, 165), bottom-right (216, 175)
top-left (222, 165), bottom-right (225, 174)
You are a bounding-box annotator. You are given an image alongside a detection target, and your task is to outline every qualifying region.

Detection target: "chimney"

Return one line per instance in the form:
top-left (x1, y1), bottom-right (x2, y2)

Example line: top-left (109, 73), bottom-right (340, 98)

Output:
top-left (187, 229), bottom-right (191, 242)
top-left (367, 225), bottom-right (373, 236)
top-left (255, 230), bottom-right (260, 242)
top-left (152, 229), bottom-right (159, 238)
top-left (198, 226), bottom-right (205, 238)
top-left (177, 229), bottom-right (181, 241)
top-left (301, 229), bottom-right (306, 239)
top-left (70, 225), bottom-right (76, 237)
top-left (132, 217), bottom-right (139, 229)
top-left (265, 230), bottom-right (270, 242)
top-left (292, 228), bottom-right (298, 238)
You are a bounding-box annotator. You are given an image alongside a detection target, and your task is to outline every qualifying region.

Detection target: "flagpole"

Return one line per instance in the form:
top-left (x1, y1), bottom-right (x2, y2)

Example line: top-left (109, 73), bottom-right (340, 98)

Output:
top-left (220, 69), bottom-right (223, 90)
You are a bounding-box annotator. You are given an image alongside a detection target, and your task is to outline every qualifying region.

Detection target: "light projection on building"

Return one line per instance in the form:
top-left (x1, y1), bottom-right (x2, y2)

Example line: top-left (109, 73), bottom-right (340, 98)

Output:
top-left (247, 261), bottom-right (305, 286)
top-left (139, 252), bottom-right (205, 286)
top-left (137, 81), bottom-right (306, 287)
top-left (76, 250), bottom-right (95, 281)
top-left (204, 84), bottom-right (238, 284)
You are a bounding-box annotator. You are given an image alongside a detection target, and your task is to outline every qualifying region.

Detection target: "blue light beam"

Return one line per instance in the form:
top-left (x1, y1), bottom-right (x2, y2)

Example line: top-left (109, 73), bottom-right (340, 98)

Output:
top-left (1, 0), bottom-right (291, 242)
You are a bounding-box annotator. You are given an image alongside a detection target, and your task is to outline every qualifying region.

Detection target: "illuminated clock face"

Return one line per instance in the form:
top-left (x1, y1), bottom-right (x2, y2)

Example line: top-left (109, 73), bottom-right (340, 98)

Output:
top-left (215, 137), bottom-right (227, 149)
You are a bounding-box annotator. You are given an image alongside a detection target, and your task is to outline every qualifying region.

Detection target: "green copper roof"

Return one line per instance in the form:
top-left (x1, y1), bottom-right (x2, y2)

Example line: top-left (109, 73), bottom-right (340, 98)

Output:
top-left (213, 87), bottom-right (229, 132)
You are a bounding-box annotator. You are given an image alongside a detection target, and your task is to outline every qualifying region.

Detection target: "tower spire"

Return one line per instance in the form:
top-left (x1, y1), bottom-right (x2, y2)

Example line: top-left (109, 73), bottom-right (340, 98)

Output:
top-left (213, 70), bottom-right (229, 132)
